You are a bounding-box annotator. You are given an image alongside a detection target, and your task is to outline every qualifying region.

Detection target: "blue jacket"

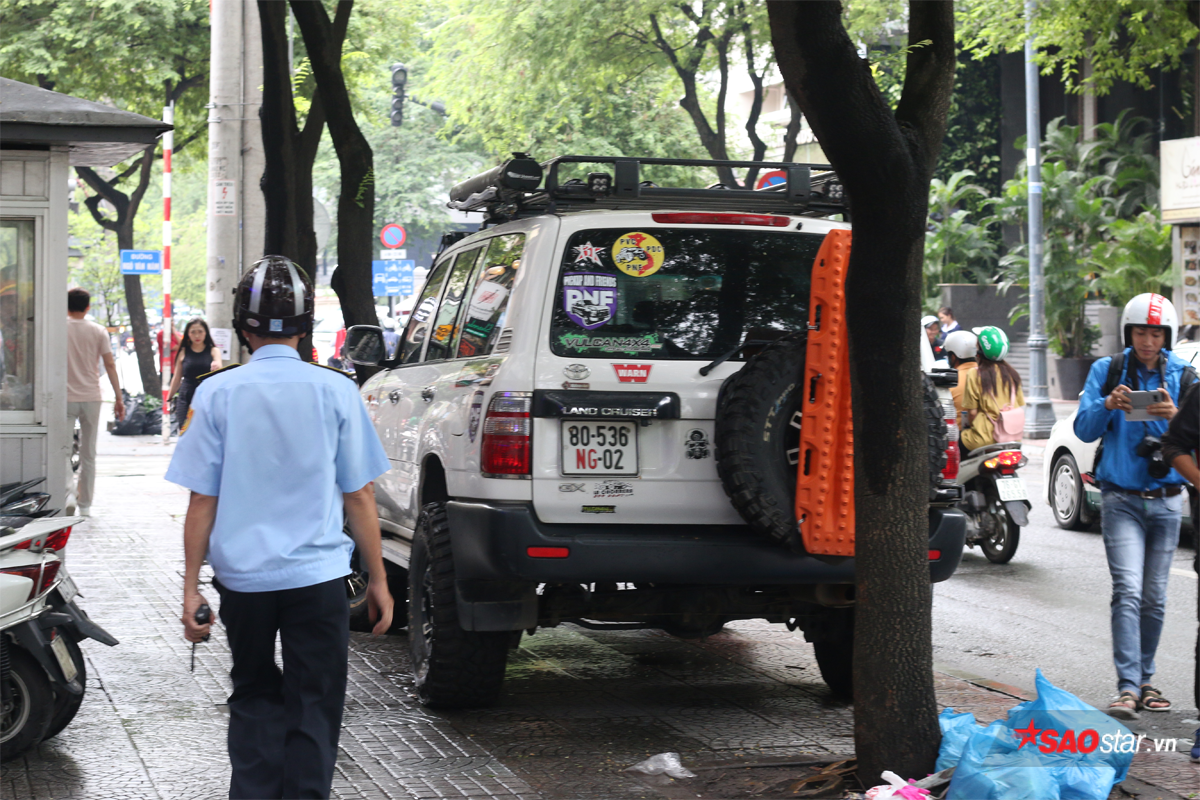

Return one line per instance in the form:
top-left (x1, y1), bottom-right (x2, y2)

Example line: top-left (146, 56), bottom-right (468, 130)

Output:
top-left (1073, 347), bottom-right (1190, 491)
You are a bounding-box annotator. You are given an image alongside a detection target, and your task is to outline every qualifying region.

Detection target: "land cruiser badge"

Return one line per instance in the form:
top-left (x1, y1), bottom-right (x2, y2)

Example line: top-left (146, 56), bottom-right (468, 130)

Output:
top-left (685, 429), bottom-right (710, 459)
top-left (563, 272), bottom-right (617, 330)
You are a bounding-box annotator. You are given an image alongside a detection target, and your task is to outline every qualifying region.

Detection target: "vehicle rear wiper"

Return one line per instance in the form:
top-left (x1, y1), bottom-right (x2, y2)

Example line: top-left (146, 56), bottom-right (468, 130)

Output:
top-left (699, 340), bottom-right (772, 376)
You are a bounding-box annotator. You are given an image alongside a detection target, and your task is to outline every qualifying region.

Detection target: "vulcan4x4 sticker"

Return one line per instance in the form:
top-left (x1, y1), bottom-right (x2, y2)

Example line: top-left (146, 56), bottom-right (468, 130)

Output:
top-left (558, 333), bottom-right (663, 354)
top-left (613, 364), bottom-right (651, 383)
top-left (563, 272), bottom-right (617, 330)
top-left (612, 232), bottom-right (664, 277)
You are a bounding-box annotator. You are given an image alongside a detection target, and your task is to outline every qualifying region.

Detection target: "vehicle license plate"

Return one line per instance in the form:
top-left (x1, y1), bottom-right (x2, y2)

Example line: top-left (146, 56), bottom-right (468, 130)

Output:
top-left (50, 634), bottom-right (78, 683)
top-left (995, 476), bottom-right (1028, 502)
top-left (561, 421), bottom-right (638, 475)
top-left (57, 569), bottom-right (78, 602)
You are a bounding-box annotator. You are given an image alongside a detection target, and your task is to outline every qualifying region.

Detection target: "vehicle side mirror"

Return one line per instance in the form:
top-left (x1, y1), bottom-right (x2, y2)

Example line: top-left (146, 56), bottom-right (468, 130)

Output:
top-left (344, 325), bottom-right (386, 366)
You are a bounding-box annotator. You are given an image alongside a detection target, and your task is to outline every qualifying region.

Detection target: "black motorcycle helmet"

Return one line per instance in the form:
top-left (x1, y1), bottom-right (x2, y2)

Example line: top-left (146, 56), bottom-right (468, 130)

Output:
top-left (233, 255), bottom-right (314, 340)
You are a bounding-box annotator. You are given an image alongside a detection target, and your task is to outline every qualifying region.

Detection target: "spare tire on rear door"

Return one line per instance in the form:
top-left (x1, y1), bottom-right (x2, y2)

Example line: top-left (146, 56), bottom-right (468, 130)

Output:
top-left (714, 335), bottom-right (948, 550)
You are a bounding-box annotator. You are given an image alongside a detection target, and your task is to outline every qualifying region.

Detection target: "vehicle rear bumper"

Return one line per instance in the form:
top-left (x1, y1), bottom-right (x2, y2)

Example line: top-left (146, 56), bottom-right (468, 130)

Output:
top-left (446, 501), bottom-right (967, 585)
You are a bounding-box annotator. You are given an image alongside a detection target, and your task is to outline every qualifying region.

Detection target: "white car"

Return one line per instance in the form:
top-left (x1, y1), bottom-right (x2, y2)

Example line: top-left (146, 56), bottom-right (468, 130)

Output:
top-left (1043, 340), bottom-right (1200, 529)
top-left (345, 154), bottom-right (965, 709)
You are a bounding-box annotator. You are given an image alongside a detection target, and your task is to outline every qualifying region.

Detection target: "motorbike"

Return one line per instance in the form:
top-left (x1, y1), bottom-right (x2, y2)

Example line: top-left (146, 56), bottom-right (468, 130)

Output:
top-left (954, 441), bottom-right (1032, 564)
top-left (1, 505), bottom-right (117, 761)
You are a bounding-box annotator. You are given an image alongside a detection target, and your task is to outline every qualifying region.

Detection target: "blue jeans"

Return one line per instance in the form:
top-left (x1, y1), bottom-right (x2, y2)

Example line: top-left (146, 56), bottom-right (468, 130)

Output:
top-left (1100, 489), bottom-right (1183, 694)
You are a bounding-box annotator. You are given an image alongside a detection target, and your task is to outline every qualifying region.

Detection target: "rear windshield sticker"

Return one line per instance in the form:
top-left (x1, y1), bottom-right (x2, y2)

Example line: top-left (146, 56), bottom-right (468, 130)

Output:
top-left (572, 242), bottom-right (605, 267)
top-left (613, 232), bottom-right (664, 277)
top-left (557, 332), bottom-right (663, 354)
top-left (563, 272), bottom-right (617, 330)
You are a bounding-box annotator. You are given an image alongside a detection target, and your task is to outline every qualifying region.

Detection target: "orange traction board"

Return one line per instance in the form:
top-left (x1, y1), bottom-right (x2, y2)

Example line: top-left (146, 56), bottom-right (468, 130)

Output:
top-left (794, 229), bottom-right (854, 556)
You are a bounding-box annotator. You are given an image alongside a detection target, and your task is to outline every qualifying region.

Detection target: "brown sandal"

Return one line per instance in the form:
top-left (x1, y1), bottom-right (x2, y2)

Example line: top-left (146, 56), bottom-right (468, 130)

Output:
top-left (1141, 685), bottom-right (1171, 712)
top-left (1107, 691), bottom-right (1140, 720)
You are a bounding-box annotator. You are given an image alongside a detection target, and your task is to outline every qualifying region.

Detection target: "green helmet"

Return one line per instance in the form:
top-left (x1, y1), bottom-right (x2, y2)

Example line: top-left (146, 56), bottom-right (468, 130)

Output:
top-left (975, 326), bottom-right (1009, 361)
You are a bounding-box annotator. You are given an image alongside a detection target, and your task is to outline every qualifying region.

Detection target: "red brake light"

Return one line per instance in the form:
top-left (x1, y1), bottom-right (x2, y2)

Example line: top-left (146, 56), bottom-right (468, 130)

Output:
top-left (0, 561), bottom-right (61, 601)
top-left (481, 393), bottom-right (532, 476)
top-left (996, 450), bottom-right (1022, 467)
top-left (44, 526), bottom-right (72, 551)
top-left (650, 212), bottom-right (791, 227)
top-left (527, 546), bottom-right (569, 558)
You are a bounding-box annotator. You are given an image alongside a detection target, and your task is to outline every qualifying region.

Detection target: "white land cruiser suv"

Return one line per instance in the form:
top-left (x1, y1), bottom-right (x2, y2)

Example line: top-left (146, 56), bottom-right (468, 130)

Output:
top-left (345, 155), bottom-right (966, 708)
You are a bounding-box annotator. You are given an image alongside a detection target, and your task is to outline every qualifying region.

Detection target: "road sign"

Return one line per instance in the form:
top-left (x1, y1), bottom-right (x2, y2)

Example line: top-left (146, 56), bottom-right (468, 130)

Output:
top-left (755, 170), bottom-right (787, 190)
top-left (380, 223), bottom-right (407, 248)
top-left (379, 249), bottom-right (407, 260)
top-left (373, 259), bottom-right (415, 296)
top-left (120, 249), bottom-right (162, 275)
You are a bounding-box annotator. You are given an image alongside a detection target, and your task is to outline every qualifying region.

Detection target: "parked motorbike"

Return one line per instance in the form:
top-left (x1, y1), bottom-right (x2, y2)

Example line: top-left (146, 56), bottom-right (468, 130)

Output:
top-left (0, 478), bottom-right (56, 528)
top-left (1, 512), bottom-right (117, 761)
top-left (954, 442), bottom-right (1032, 564)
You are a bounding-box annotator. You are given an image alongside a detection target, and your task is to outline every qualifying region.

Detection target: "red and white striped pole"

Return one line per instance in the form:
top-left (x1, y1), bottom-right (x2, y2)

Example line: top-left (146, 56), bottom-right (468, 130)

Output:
top-left (161, 102), bottom-right (173, 443)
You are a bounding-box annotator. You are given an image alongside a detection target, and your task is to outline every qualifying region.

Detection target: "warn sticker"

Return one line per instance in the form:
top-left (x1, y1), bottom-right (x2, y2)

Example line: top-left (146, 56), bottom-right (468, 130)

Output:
top-left (613, 364), bottom-right (651, 383)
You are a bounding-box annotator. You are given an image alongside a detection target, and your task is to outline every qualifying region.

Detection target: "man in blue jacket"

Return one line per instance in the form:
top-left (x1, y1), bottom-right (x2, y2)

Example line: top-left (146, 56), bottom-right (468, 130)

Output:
top-left (1075, 293), bottom-right (1195, 720)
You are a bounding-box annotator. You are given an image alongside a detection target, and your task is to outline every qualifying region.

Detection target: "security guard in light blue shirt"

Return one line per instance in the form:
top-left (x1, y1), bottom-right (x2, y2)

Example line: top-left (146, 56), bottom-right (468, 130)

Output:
top-left (167, 255), bottom-right (392, 800)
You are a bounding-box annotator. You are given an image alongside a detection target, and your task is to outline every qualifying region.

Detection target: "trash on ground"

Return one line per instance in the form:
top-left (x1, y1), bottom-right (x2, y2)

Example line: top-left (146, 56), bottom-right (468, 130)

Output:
top-left (626, 752), bottom-right (696, 779)
top-left (938, 669), bottom-right (1135, 800)
top-left (865, 770), bottom-right (933, 799)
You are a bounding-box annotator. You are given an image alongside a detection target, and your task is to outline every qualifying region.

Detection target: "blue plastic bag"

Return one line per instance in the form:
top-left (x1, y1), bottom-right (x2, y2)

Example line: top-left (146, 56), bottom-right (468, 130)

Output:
top-left (936, 708), bottom-right (981, 772)
top-left (945, 670), bottom-right (1135, 800)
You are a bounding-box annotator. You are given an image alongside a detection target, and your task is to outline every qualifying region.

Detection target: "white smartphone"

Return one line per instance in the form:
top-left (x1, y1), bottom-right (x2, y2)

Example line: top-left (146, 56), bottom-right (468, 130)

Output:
top-left (1124, 389), bottom-right (1165, 422)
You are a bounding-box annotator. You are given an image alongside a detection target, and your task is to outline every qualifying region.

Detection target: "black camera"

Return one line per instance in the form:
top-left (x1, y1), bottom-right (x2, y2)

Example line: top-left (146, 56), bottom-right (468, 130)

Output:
top-left (1136, 435), bottom-right (1171, 479)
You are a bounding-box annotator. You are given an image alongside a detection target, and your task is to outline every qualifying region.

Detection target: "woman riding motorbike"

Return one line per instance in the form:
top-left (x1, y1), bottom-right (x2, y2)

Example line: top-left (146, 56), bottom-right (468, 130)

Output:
top-left (960, 326), bottom-right (1024, 454)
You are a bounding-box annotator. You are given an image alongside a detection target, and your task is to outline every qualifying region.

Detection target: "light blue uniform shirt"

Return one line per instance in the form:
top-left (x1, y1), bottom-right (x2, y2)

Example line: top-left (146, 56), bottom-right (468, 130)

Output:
top-left (165, 345), bottom-right (389, 592)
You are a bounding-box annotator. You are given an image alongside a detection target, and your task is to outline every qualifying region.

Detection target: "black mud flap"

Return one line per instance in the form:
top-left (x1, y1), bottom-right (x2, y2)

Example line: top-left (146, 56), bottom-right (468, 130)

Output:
top-left (1003, 500), bottom-right (1030, 527)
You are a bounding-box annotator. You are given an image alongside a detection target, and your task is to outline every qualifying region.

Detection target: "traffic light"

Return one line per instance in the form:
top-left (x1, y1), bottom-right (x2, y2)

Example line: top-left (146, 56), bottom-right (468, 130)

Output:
top-left (390, 63), bottom-right (407, 127)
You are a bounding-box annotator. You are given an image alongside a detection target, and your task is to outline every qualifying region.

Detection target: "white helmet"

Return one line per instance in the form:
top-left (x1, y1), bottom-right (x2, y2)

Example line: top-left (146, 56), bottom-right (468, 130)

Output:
top-left (921, 315), bottom-right (940, 329)
top-left (943, 330), bottom-right (978, 360)
top-left (1121, 293), bottom-right (1178, 350)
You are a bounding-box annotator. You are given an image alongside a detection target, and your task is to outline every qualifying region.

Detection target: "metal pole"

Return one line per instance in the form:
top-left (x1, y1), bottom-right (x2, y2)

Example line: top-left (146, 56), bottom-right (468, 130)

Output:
top-left (1024, 0), bottom-right (1055, 437)
top-left (162, 102), bottom-right (174, 444)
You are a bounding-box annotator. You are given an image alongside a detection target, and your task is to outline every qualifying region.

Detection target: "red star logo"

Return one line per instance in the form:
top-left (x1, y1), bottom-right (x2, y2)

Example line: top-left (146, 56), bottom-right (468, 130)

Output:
top-left (1014, 721), bottom-right (1041, 749)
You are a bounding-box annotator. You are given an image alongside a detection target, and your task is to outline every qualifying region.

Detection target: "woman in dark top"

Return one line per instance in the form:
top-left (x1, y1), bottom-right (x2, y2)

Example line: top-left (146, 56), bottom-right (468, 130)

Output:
top-left (169, 318), bottom-right (222, 434)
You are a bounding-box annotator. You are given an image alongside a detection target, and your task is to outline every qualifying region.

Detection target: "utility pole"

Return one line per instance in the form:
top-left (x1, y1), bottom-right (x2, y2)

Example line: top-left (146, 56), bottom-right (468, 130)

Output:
top-left (1024, 0), bottom-right (1055, 437)
top-left (206, 0), bottom-right (264, 365)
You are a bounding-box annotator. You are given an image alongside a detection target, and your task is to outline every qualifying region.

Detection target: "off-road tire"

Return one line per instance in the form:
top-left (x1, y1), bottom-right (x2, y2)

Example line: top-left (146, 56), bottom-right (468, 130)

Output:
top-left (1, 642), bottom-right (53, 761)
top-left (922, 374), bottom-right (949, 498)
top-left (715, 336), bottom-right (949, 547)
top-left (715, 335), bottom-right (808, 548)
top-left (43, 634), bottom-right (85, 741)
top-left (408, 503), bottom-right (509, 709)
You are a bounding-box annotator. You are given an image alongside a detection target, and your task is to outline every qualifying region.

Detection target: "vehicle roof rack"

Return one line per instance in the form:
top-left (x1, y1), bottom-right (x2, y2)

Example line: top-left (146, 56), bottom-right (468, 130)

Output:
top-left (447, 153), bottom-right (846, 225)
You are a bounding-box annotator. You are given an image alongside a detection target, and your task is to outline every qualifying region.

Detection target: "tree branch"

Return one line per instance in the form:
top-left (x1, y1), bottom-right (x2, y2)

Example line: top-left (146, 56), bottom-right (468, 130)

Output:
top-left (894, 1), bottom-right (957, 180)
top-left (77, 165), bottom-right (133, 212)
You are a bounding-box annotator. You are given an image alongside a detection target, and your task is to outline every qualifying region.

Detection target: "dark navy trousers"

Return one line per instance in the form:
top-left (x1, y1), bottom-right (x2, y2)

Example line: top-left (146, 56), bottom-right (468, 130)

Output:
top-left (214, 576), bottom-right (349, 799)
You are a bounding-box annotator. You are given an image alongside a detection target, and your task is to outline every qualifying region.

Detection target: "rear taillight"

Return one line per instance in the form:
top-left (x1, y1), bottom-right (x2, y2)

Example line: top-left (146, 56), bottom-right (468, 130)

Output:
top-left (650, 212), bottom-right (791, 227)
top-left (11, 526), bottom-right (72, 552)
top-left (942, 408), bottom-right (960, 481)
top-left (481, 393), bottom-right (532, 477)
top-left (1, 560), bottom-right (61, 601)
top-left (527, 547), bottom-right (569, 558)
top-left (983, 450), bottom-right (1024, 476)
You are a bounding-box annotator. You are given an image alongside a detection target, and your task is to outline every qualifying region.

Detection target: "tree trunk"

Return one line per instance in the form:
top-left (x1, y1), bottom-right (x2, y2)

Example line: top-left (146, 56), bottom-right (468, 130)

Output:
top-left (118, 228), bottom-right (161, 399)
top-left (768, 0), bottom-right (956, 783)
top-left (290, 0), bottom-right (376, 334)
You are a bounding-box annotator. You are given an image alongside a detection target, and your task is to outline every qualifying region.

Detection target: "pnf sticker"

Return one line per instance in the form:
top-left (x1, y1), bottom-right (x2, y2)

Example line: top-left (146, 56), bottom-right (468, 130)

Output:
top-left (572, 242), bottom-right (605, 267)
top-left (563, 272), bottom-right (617, 330)
top-left (612, 232), bottom-right (664, 277)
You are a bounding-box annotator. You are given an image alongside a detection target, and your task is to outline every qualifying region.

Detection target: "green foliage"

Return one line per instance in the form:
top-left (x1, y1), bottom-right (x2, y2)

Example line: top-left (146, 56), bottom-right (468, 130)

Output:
top-left (959, 0), bottom-right (1198, 95)
top-left (992, 116), bottom-right (1164, 358)
top-left (938, 54), bottom-right (1002, 201)
top-left (1088, 211), bottom-right (1174, 310)
top-left (924, 171), bottom-right (997, 310)
top-left (424, 0), bottom-right (761, 170)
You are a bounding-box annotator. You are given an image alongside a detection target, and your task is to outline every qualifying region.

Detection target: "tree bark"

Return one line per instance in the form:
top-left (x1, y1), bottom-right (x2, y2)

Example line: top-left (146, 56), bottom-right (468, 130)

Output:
top-left (768, 0), bottom-right (956, 783)
top-left (290, 0), bottom-right (376, 336)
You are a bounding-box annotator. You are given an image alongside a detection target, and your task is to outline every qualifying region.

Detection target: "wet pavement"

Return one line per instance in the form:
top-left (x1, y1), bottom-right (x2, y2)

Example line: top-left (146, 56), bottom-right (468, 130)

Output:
top-left (3, 423), bottom-right (1198, 799)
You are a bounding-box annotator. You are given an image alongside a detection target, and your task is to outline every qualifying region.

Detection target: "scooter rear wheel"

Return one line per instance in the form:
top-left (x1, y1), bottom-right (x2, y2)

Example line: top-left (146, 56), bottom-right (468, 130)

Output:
top-left (981, 516), bottom-right (1020, 564)
top-left (43, 634), bottom-right (85, 741)
top-left (1, 643), bottom-right (53, 761)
